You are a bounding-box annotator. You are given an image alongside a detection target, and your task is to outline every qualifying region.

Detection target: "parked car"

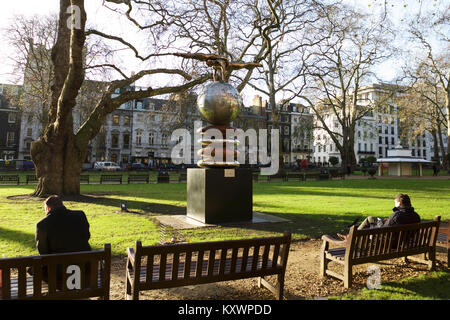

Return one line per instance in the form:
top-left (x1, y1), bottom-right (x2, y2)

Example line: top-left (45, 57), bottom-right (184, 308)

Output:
top-left (93, 161), bottom-right (121, 171)
top-left (128, 163), bottom-right (148, 171)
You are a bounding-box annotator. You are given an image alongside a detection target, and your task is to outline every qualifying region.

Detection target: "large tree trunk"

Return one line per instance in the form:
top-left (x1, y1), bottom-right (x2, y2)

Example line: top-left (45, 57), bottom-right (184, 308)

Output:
top-left (431, 129), bottom-right (440, 163)
top-left (31, 135), bottom-right (85, 197)
top-left (437, 123), bottom-right (448, 170)
top-left (30, 0), bottom-right (87, 197)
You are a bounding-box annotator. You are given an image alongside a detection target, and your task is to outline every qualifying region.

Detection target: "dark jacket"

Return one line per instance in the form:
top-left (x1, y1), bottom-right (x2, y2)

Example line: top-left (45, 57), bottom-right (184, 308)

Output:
top-left (384, 206), bottom-right (421, 227)
top-left (35, 206), bottom-right (91, 255)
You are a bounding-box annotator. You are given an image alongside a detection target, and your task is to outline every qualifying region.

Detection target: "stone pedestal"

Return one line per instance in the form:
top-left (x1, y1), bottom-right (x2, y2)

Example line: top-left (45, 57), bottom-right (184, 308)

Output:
top-left (187, 168), bottom-right (253, 224)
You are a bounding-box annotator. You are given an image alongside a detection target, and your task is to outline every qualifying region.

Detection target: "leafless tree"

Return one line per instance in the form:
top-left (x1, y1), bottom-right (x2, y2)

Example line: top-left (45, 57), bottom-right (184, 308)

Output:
top-left (408, 5), bottom-right (450, 168)
top-left (298, 4), bottom-right (395, 170)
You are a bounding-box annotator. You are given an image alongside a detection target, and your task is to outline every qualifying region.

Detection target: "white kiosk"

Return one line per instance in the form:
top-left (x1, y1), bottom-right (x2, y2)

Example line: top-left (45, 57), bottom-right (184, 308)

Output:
top-left (376, 142), bottom-right (431, 177)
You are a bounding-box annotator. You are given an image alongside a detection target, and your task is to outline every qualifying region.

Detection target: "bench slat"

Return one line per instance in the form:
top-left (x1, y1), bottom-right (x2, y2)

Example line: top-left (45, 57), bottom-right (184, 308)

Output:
top-left (17, 266), bottom-right (27, 298)
top-left (135, 256), bottom-right (279, 284)
top-left (146, 255), bottom-right (154, 284)
top-left (207, 250), bottom-right (215, 277)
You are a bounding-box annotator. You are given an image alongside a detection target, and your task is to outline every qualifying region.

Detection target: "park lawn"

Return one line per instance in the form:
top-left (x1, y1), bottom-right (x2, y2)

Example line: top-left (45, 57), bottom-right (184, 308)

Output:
top-left (330, 271), bottom-right (450, 300)
top-left (0, 179), bottom-right (449, 258)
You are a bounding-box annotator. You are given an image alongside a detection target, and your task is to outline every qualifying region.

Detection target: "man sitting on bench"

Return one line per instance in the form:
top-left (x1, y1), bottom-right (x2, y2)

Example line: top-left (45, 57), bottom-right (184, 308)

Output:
top-left (337, 194), bottom-right (421, 241)
top-left (30, 196), bottom-right (92, 286)
top-left (36, 195), bottom-right (92, 255)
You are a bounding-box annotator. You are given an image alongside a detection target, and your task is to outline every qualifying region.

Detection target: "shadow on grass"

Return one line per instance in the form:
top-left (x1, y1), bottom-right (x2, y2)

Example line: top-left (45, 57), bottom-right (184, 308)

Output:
top-left (0, 226), bottom-right (35, 250)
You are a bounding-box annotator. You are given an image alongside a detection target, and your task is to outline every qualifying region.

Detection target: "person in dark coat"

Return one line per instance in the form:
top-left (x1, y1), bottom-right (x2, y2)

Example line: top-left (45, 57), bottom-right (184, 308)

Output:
top-left (337, 194), bottom-right (420, 240)
top-left (36, 195), bottom-right (91, 255)
top-left (31, 195), bottom-right (92, 287)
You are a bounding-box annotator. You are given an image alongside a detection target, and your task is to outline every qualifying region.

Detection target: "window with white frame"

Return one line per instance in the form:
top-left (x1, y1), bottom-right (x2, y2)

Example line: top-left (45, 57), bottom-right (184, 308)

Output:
top-left (6, 132), bottom-right (14, 146)
top-left (8, 112), bottom-right (16, 123)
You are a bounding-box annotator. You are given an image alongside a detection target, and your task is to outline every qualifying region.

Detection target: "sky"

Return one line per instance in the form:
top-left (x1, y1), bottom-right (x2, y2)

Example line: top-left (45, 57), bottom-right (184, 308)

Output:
top-left (0, 0), bottom-right (446, 105)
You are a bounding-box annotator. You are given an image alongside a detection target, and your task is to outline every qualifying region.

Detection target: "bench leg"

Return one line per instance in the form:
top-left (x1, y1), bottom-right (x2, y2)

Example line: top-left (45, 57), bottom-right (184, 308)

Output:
top-left (447, 246), bottom-right (450, 268)
top-left (276, 274), bottom-right (285, 300)
top-left (427, 250), bottom-right (436, 271)
top-left (258, 275), bottom-right (284, 300)
top-left (344, 263), bottom-right (352, 289)
top-left (125, 260), bottom-right (140, 300)
top-left (257, 276), bottom-right (263, 288)
top-left (320, 241), bottom-right (329, 278)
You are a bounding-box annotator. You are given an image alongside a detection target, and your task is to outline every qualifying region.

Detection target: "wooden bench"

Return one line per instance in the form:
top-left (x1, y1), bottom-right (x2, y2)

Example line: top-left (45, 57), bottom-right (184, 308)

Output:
top-left (330, 171), bottom-right (345, 179)
top-left (157, 172), bottom-right (170, 183)
top-left (128, 174), bottom-right (149, 184)
top-left (286, 173), bottom-right (304, 182)
top-left (320, 217), bottom-right (441, 288)
top-left (80, 175), bottom-right (90, 184)
top-left (26, 175), bottom-right (38, 184)
top-left (100, 175), bottom-right (122, 184)
top-left (437, 224), bottom-right (449, 267)
top-left (268, 173), bottom-right (287, 182)
top-left (0, 175), bottom-right (20, 185)
top-left (304, 173), bottom-right (320, 180)
top-left (125, 233), bottom-right (291, 300)
top-left (178, 173), bottom-right (187, 183)
top-left (0, 244), bottom-right (111, 300)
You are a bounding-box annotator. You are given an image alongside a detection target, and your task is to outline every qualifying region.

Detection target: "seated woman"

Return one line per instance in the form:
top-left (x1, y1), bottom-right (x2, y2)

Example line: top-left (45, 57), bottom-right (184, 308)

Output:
top-left (335, 193), bottom-right (421, 242)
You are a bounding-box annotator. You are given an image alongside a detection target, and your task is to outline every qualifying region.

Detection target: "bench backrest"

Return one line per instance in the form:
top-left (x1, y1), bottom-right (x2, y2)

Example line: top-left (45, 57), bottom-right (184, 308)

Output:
top-left (346, 217), bottom-right (440, 263)
top-left (0, 244), bottom-right (111, 300)
top-left (128, 174), bottom-right (149, 181)
top-left (131, 233), bottom-right (291, 289)
top-left (0, 175), bottom-right (19, 184)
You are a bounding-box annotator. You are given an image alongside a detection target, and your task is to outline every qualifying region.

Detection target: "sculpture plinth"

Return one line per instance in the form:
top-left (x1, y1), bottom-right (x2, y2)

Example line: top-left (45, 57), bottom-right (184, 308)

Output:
top-left (187, 168), bottom-right (253, 224)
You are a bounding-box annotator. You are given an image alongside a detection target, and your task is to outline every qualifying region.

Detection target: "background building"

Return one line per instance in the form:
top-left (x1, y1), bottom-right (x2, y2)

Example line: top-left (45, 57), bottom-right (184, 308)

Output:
top-left (0, 84), bottom-right (21, 160)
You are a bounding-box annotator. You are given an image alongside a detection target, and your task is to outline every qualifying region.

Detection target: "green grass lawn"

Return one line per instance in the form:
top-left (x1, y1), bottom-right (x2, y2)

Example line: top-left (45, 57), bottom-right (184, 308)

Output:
top-left (0, 178), bottom-right (449, 299)
top-left (331, 271), bottom-right (450, 300)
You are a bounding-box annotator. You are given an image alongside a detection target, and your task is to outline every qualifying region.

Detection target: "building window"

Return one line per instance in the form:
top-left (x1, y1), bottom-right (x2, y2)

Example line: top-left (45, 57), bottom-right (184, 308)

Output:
top-left (379, 147), bottom-right (382, 155)
top-left (162, 133), bottom-right (168, 146)
top-left (6, 132), bottom-right (14, 146)
top-left (385, 137), bottom-right (388, 145)
top-left (113, 115), bottom-right (120, 125)
top-left (391, 127), bottom-right (394, 135)
top-left (111, 133), bottom-right (119, 148)
top-left (379, 136), bottom-right (382, 144)
top-left (391, 137), bottom-right (395, 145)
top-left (423, 150), bottom-right (426, 157)
top-left (8, 113), bottom-right (16, 123)
top-left (26, 128), bottom-right (32, 137)
top-left (123, 133), bottom-right (130, 149)
top-left (136, 130), bottom-right (142, 146)
top-left (124, 116), bottom-right (130, 126)
top-left (149, 132), bottom-right (155, 145)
